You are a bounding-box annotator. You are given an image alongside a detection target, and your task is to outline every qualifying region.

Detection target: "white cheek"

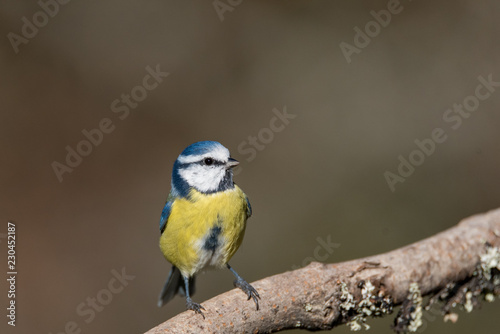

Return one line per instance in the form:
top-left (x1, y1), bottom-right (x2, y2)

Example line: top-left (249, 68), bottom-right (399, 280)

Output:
top-left (179, 166), bottom-right (225, 192)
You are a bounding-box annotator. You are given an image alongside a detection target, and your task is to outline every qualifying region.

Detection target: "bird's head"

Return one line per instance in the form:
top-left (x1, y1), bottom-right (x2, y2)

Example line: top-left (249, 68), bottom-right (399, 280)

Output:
top-left (171, 141), bottom-right (239, 196)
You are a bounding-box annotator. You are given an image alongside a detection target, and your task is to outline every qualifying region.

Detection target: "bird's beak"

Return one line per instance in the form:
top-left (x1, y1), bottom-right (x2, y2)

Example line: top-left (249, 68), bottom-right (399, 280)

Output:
top-left (226, 158), bottom-right (240, 168)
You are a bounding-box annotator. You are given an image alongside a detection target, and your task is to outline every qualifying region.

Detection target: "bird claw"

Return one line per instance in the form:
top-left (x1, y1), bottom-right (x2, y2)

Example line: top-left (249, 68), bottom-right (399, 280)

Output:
top-left (186, 298), bottom-right (205, 319)
top-left (234, 278), bottom-right (260, 310)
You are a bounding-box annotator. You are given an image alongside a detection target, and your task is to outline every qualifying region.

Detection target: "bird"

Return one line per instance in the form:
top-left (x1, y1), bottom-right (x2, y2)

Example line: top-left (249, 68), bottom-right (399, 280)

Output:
top-left (157, 140), bottom-right (259, 317)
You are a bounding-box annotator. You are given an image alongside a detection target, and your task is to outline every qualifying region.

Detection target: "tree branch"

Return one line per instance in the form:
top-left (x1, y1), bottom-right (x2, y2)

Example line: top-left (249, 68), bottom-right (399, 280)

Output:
top-left (145, 208), bottom-right (500, 333)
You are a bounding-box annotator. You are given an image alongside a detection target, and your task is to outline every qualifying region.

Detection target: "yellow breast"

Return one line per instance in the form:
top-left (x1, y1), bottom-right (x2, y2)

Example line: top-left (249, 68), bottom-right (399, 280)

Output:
top-left (159, 185), bottom-right (249, 277)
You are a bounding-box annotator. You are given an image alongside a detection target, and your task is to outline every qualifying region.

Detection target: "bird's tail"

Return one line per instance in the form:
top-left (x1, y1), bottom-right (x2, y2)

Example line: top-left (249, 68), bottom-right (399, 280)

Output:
top-left (158, 266), bottom-right (196, 307)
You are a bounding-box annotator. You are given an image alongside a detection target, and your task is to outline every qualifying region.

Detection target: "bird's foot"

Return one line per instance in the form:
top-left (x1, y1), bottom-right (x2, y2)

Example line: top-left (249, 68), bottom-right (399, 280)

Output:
top-left (233, 277), bottom-right (260, 310)
top-left (186, 297), bottom-right (205, 319)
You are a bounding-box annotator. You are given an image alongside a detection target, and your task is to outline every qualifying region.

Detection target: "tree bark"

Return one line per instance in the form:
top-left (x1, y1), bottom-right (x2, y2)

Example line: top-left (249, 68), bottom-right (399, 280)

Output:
top-left (145, 208), bottom-right (500, 333)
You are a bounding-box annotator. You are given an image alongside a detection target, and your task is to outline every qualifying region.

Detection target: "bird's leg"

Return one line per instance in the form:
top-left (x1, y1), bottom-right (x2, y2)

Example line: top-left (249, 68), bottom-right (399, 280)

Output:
top-left (227, 264), bottom-right (260, 310)
top-left (184, 276), bottom-right (205, 318)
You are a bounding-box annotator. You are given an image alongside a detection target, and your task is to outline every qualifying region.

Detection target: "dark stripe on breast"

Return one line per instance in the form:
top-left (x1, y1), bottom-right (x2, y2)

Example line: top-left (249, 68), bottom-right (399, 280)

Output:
top-left (203, 225), bottom-right (222, 252)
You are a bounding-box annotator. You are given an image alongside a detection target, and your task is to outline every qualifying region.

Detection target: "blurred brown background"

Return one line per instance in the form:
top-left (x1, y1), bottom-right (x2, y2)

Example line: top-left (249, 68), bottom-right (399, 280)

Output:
top-left (1, 1), bottom-right (500, 333)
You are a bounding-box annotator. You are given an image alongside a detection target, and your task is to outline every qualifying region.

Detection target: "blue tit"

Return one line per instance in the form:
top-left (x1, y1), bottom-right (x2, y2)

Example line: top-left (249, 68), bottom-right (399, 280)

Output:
top-left (157, 140), bottom-right (259, 317)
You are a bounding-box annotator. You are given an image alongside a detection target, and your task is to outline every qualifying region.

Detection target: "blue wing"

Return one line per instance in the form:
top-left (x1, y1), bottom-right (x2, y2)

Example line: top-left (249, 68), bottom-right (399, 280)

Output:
top-left (160, 194), bottom-right (175, 234)
top-left (245, 196), bottom-right (252, 218)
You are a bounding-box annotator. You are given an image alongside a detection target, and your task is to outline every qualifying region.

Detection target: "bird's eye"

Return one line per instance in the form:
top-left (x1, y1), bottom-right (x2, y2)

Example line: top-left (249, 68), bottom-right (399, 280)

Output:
top-left (204, 158), bottom-right (213, 165)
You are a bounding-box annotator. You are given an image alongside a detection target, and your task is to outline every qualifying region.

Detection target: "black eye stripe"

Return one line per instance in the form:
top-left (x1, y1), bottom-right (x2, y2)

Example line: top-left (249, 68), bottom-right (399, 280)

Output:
top-left (206, 158), bottom-right (224, 166)
top-left (198, 158), bottom-right (224, 166)
top-left (177, 158), bottom-right (225, 168)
